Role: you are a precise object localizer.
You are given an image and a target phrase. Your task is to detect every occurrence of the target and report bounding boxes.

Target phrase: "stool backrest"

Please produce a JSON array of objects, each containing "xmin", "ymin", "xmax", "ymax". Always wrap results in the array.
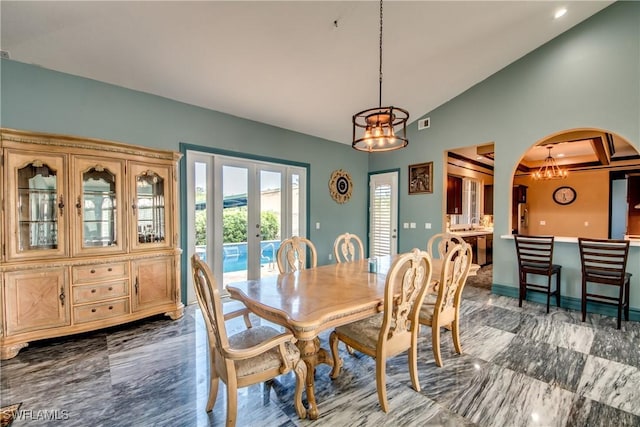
[
  {"xmin": 578, "ymin": 238, "xmax": 629, "ymax": 283},
  {"xmin": 514, "ymin": 235, "xmax": 555, "ymax": 273}
]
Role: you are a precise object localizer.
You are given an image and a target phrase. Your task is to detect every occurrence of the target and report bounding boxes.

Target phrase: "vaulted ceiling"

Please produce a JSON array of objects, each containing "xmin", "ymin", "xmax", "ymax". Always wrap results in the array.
[{"xmin": 1, "ymin": 1, "xmax": 613, "ymax": 145}]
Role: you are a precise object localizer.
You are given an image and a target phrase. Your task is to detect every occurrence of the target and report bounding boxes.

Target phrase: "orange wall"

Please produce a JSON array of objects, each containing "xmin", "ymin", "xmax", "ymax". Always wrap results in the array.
[{"xmin": 514, "ymin": 170, "xmax": 609, "ymax": 238}]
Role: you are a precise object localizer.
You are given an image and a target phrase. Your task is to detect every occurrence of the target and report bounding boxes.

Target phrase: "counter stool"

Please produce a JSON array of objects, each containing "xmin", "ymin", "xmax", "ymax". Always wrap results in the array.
[
  {"xmin": 578, "ymin": 238, "xmax": 631, "ymax": 329},
  {"xmin": 514, "ymin": 235, "xmax": 562, "ymax": 313}
]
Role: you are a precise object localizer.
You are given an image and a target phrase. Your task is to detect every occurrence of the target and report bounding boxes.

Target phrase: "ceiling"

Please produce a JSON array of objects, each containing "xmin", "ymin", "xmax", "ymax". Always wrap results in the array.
[{"xmin": 1, "ymin": 1, "xmax": 614, "ymax": 145}]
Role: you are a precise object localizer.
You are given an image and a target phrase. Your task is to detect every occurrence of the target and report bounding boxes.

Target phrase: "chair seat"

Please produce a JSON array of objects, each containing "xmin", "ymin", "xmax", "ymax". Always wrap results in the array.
[
  {"xmin": 584, "ymin": 269, "xmax": 631, "ymax": 282},
  {"xmin": 521, "ymin": 262, "xmax": 561, "ymax": 274},
  {"xmin": 229, "ymin": 326, "xmax": 300, "ymax": 377},
  {"xmin": 334, "ymin": 313, "xmax": 385, "ymax": 351}
]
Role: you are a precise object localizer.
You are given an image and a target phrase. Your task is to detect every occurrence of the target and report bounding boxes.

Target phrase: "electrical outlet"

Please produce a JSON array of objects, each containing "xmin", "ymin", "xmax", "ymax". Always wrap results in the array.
[
  {"xmin": 403, "ymin": 223, "xmax": 409, "ymax": 229},
  {"xmin": 425, "ymin": 223, "xmax": 431, "ymax": 229},
  {"xmin": 410, "ymin": 222, "xmax": 416, "ymax": 229},
  {"xmin": 328, "ymin": 254, "xmax": 332, "ymax": 260},
  {"xmin": 584, "ymin": 221, "xmax": 589, "ymax": 227},
  {"xmin": 540, "ymin": 220, "xmax": 546, "ymax": 225},
  {"xmin": 316, "ymin": 222, "xmax": 320, "ymax": 229}
]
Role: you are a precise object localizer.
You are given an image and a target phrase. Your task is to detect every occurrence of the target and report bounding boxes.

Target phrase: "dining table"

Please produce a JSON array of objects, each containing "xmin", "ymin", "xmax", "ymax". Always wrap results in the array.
[{"xmin": 226, "ymin": 255, "xmax": 479, "ymax": 419}]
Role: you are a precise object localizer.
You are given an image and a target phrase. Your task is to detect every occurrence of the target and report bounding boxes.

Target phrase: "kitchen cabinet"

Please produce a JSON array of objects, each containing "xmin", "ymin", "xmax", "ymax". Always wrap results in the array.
[
  {"xmin": 484, "ymin": 185, "xmax": 494, "ymax": 215},
  {"xmin": 447, "ymin": 175, "xmax": 463, "ymax": 214},
  {"xmin": 513, "ymin": 185, "xmax": 527, "ymax": 203},
  {"xmin": 1, "ymin": 128, "xmax": 183, "ymax": 359}
]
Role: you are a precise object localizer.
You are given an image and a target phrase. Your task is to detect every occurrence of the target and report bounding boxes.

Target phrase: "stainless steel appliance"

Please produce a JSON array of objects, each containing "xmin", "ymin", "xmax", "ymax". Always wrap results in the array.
[{"xmin": 517, "ymin": 203, "xmax": 529, "ymax": 235}]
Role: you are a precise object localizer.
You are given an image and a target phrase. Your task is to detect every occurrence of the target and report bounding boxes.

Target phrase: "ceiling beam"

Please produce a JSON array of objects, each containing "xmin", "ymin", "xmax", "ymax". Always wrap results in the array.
[{"xmin": 591, "ymin": 136, "xmax": 611, "ymax": 165}]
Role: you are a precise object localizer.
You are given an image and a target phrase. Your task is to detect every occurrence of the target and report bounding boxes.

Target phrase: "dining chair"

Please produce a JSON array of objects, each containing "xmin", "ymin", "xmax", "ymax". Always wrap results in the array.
[
  {"xmin": 418, "ymin": 242, "xmax": 472, "ymax": 367},
  {"xmin": 578, "ymin": 238, "xmax": 631, "ymax": 329},
  {"xmin": 328, "ymin": 249, "xmax": 432, "ymax": 413},
  {"xmin": 514, "ymin": 235, "xmax": 562, "ymax": 313},
  {"xmin": 333, "ymin": 232, "xmax": 365, "ymax": 263},
  {"xmin": 276, "ymin": 236, "xmax": 318, "ymax": 273},
  {"xmin": 427, "ymin": 232, "xmax": 465, "ymax": 259},
  {"xmin": 191, "ymin": 254, "xmax": 307, "ymax": 426}
]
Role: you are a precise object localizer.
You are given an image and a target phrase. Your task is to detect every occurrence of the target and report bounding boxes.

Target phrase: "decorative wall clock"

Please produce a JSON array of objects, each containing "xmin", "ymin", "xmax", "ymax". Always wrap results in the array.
[
  {"xmin": 553, "ymin": 186, "xmax": 577, "ymax": 205},
  {"xmin": 329, "ymin": 169, "xmax": 353, "ymax": 204}
]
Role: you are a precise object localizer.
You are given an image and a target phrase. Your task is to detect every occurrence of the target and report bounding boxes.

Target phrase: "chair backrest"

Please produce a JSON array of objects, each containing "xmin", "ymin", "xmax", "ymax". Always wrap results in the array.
[
  {"xmin": 427, "ymin": 232, "xmax": 465, "ymax": 259},
  {"xmin": 276, "ymin": 236, "xmax": 318, "ymax": 273},
  {"xmin": 432, "ymin": 243, "xmax": 473, "ymax": 326},
  {"xmin": 578, "ymin": 238, "xmax": 630, "ymax": 283},
  {"xmin": 191, "ymin": 254, "xmax": 230, "ymax": 367},
  {"xmin": 514, "ymin": 235, "xmax": 555, "ymax": 272},
  {"xmin": 379, "ymin": 249, "xmax": 433, "ymax": 352},
  {"xmin": 333, "ymin": 232, "xmax": 365, "ymax": 263}
]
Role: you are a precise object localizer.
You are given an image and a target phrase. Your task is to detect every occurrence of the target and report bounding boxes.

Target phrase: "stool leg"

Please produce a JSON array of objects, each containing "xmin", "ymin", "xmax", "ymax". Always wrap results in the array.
[
  {"xmin": 556, "ymin": 269, "xmax": 561, "ymax": 308},
  {"xmin": 624, "ymin": 277, "xmax": 630, "ymax": 321},
  {"xmin": 581, "ymin": 279, "xmax": 587, "ymax": 323},
  {"xmin": 546, "ymin": 274, "xmax": 551, "ymax": 314}
]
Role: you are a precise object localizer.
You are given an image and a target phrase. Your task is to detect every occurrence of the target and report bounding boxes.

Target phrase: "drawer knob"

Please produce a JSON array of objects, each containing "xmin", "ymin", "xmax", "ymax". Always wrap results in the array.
[
  {"xmin": 108, "ymin": 306, "xmax": 113, "ymax": 310},
  {"xmin": 91, "ymin": 308, "xmax": 97, "ymax": 313},
  {"xmin": 108, "ymin": 287, "xmax": 113, "ymax": 291},
  {"xmin": 91, "ymin": 289, "xmax": 96, "ymax": 293},
  {"xmin": 108, "ymin": 268, "xmax": 112, "ymax": 272},
  {"xmin": 90, "ymin": 269, "xmax": 96, "ymax": 274}
]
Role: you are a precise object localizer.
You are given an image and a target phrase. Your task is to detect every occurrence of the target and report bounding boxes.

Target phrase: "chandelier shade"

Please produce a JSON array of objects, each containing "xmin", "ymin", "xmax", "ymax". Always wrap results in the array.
[
  {"xmin": 352, "ymin": 0, "xmax": 409, "ymax": 153},
  {"xmin": 352, "ymin": 106, "xmax": 409, "ymax": 152},
  {"xmin": 532, "ymin": 146, "xmax": 568, "ymax": 180}
]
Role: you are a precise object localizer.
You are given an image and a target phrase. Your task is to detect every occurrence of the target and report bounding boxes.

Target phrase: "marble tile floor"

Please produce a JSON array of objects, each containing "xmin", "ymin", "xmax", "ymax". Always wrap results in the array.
[{"xmin": 2, "ymin": 286, "xmax": 640, "ymax": 426}]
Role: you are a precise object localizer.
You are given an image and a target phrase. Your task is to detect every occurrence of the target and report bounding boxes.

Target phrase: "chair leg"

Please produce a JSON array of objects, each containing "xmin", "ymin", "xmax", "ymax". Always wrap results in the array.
[
  {"xmin": 408, "ymin": 341, "xmax": 420, "ymax": 393},
  {"xmin": 329, "ymin": 331, "xmax": 342, "ymax": 379},
  {"xmin": 206, "ymin": 375, "xmax": 220, "ymax": 412},
  {"xmin": 452, "ymin": 317, "xmax": 462, "ymax": 355},
  {"xmin": 617, "ymin": 283, "xmax": 624, "ymax": 330},
  {"xmin": 292, "ymin": 360, "xmax": 308, "ymax": 420},
  {"xmin": 226, "ymin": 379, "xmax": 238, "ymax": 427},
  {"xmin": 375, "ymin": 357, "xmax": 389, "ymax": 413},
  {"xmin": 432, "ymin": 325, "xmax": 443, "ymax": 367}
]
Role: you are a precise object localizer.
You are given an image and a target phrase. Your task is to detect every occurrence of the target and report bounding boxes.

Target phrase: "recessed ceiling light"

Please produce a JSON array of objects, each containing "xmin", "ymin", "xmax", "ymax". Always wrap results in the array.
[
  {"xmin": 557, "ymin": 153, "xmax": 565, "ymax": 158},
  {"xmin": 554, "ymin": 8, "xmax": 567, "ymax": 19}
]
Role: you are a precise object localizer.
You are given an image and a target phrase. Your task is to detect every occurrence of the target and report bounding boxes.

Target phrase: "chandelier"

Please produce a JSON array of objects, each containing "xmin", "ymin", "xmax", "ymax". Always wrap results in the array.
[
  {"xmin": 532, "ymin": 146, "xmax": 568, "ymax": 180},
  {"xmin": 352, "ymin": 0, "xmax": 409, "ymax": 153}
]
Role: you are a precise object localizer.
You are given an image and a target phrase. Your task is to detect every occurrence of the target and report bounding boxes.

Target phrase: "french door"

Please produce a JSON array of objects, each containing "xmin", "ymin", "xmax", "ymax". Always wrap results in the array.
[
  {"xmin": 186, "ymin": 152, "xmax": 306, "ymax": 301},
  {"xmin": 369, "ymin": 171, "xmax": 399, "ymax": 257}
]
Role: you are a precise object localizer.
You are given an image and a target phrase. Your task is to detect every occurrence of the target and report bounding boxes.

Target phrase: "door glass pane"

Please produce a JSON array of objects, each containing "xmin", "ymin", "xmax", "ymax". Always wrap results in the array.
[
  {"xmin": 291, "ymin": 173, "xmax": 300, "ymax": 237},
  {"xmin": 83, "ymin": 168, "xmax": 116, "ymax": 247},
  {"xmin": 371, "ymin": 183, "xmax": 392, "ymax": 257},
  {"xmin": 136, "ymin": 171, "xmax": 165, "ymax": 244},
  {"xmin": 17, "ymin": 162, "xmax": 58, "ymax": 251},
  {"xmin": 260, "ymin": 170, "xmax": 281, "ymax": 278},
  {"xmin": 223, "ymin": 165, "xmax": 248, "ymax": 283},
  {"xmin": 195, "ymin": 162, "xmax": 208, "ymax": 261}
]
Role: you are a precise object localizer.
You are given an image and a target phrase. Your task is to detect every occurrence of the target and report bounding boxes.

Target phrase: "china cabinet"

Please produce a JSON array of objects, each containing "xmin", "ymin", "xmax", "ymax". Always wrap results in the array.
[{"xmin": 0, "ymin": 128, "xmax": 183, "ymax": 359}]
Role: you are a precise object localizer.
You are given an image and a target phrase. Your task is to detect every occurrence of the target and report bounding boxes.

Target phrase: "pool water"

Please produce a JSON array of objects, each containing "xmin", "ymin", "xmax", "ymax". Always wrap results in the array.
[{"xmin": 196, "ymin": 240, "xmax": 281, "ymax": 273}]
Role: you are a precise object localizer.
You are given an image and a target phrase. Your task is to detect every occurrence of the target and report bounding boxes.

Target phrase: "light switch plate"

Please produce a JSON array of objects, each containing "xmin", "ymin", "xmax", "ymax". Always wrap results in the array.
[{"xmin": 410, "ymin": 222, "xmax": 416, "ymax": 229}]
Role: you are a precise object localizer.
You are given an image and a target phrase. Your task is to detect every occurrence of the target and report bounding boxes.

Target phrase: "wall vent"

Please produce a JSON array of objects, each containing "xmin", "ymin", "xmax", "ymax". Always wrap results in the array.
[{"xmin": 418, "ymin": 117, "xmax": 430, "ymax": 130}]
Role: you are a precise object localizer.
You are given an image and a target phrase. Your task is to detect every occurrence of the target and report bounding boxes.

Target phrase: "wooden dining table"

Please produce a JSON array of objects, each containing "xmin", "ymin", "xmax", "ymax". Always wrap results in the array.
[{"xmin": 226, "ymin": 256, "xmax": 478, "ymax": 419}]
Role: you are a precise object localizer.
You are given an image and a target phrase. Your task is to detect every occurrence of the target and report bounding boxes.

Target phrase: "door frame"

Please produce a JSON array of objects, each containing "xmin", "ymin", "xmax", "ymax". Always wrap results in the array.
[
  {"xmin": 368, "ymin": 169, "xmax": 400, "ymax": 257},
  {"xmin": 180, "ymin": 143, "xmax": 309, "ymax": 304}
]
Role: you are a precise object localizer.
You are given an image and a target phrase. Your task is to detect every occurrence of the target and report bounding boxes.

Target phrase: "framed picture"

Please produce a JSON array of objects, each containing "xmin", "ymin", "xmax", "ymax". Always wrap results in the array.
[{"xmin": 408, "ymin": 162, "xmax": 433, "ymax": 194}]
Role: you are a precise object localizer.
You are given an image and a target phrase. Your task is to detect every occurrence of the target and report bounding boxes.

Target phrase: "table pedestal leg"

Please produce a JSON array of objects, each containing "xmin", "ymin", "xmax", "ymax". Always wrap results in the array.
[{"xmin": 296, "ymin": 337, "xmax": 334, "ymax": 419}]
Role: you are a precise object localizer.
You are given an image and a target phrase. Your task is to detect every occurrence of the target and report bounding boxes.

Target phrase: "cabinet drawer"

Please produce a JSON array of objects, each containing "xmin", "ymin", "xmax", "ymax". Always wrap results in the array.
[
  {"xmin": 72, "ymin": 280, "xmax": 129, "ymax": 304},
  {"xmin": 73, "ymin": 262, "xmax": 128, "ymax": 283},
  {"xmin": 73, "ymin": 299, "xmax": 129, "ymax": 324}
]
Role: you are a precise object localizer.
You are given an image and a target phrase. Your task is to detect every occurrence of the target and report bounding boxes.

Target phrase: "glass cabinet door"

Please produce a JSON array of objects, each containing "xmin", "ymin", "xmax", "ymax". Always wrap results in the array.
[
  {"xmin": 129, "ymin": 163, "xmax": 172, "ymax": 251},
  {"xmin": 72, "ymin": 157, "xmax": 124, "ymax": 255},
  {"xmin": 6, "ymin": 150, "xmax": 68, "ymax": 260}
]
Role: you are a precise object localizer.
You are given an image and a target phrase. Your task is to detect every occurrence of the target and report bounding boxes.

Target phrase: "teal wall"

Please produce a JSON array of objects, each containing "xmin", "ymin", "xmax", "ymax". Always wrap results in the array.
[
  {"xmin": 370, "ymin": 1, "xmax": 640, "ymax": 307},
  {"xmin": 1, "ymin": 1, "xmax": 639, "ymax": 313},
  {"xmin": 0, "ymin": 58, "xmax": 370, "ymax": 276}
]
